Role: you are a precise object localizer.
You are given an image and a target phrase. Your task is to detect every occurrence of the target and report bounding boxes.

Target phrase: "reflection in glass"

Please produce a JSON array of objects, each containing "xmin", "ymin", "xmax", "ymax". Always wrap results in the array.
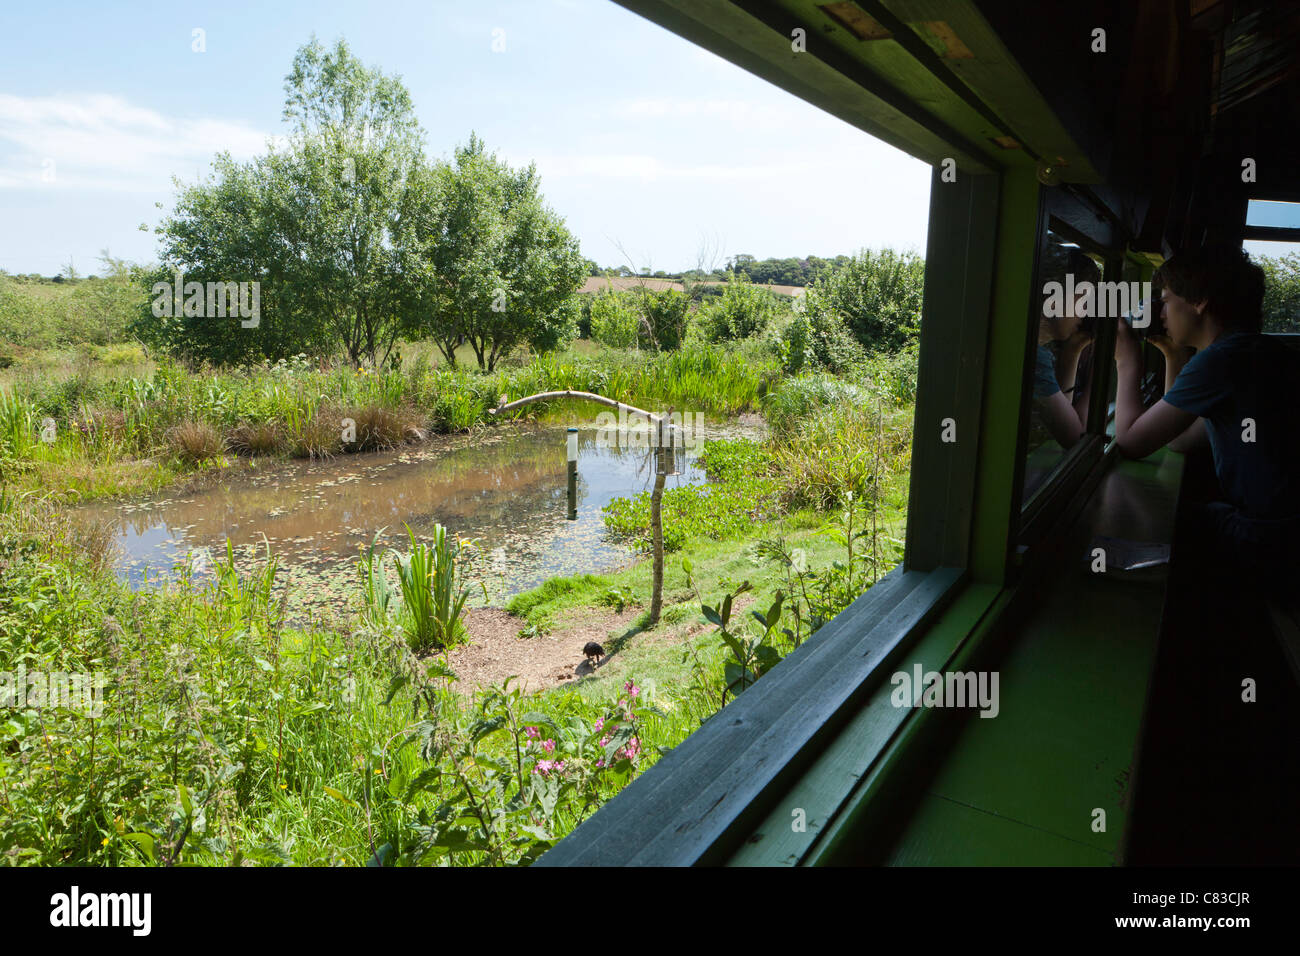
[{"xmin": 1022, "ymin": 232, "xmax": 1103, "ymax": 502}]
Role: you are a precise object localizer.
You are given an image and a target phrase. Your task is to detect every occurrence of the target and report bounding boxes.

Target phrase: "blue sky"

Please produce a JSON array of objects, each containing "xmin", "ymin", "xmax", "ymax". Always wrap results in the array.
[
  {"xmin": 0, "ymin": 0, "xmax": 932, "ymax": 277},
  {"xmin": 3, "ymin": 1, "xmax": 1292, "ymax": 278}
]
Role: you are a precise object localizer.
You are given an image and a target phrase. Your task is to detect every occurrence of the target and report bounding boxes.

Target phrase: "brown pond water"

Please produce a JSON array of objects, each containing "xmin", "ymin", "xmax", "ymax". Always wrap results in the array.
[{"xmin": 78, "ymin": 422, "xmax": 752, "ymax": 626}]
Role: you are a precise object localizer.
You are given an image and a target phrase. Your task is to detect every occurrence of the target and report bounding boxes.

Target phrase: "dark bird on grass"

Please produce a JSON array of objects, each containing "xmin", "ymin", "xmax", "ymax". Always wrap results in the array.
[{"xmin": 583, "ymin": 641, "xmax": 605, "ymax": 664}]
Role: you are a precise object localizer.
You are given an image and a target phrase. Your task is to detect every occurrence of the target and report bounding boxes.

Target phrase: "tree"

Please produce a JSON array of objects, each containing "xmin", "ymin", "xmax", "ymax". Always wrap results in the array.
[
  {"xmin": 1260, "ymin": 252, "xmax": 1300, "ymax": 333},
  {"xmin": 136, "ymin": 37, "xmax": 426, "ymax": 367},
  {"xmin": 814, "ymin": 248, "xmax": 925, "ymax": 353},
  {"xmin": 405, "ymin": 135, "xmax": 584, "ymax": 370}
]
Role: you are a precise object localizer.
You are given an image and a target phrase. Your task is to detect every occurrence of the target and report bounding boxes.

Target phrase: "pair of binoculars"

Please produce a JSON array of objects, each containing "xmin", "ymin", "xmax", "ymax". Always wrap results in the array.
[
  {"xmin": 1123, "ymin": 298, "xmax": 1167, "ymax": 338},
  {"xmin": 1077, "ymin": 301, "xmax": 1166, "ymax": 338}
]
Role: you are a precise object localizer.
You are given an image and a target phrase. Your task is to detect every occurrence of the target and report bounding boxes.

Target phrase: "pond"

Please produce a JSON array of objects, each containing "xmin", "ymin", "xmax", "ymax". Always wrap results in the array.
[{"xmin": 78, "ymin": 421, "xmax": 750, "ymax": 624}]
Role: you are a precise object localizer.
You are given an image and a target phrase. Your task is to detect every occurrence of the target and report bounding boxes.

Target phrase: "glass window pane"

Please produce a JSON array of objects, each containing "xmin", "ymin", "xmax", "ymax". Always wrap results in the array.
[
  {"xmin": 1020, "ymin": 230, "xmax": 1104, "ymax": 504},
  {"xmin": 1246, "ymin": 199, "xmax": 1300, "ymax": 228}
]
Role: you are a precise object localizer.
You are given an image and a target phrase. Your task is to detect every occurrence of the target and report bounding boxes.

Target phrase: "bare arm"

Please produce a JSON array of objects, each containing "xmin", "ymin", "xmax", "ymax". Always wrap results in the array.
[
  {"xmin": 1113, "ymin": 323, "xmax": 1198, "ymax": 458},
  {"xmin": 1039, "ymin": 390, "xmax": 1087, "ymax": 448},
  {"xmin": 1150, "ymin": 335, "xmax": 1205, "ymax": 454},
  {"xmin": 1167, "ymin": 417, "xmax": 1208, "ymax": 454},
  {"xmin": 1050, "ymin": 332, "xmax": 1092, "ymax": 443}
]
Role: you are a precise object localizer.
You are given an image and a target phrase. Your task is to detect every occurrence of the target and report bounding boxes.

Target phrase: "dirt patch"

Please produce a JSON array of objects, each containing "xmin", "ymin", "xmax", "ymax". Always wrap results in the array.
[{"xmin": 448, "ymin": 605, "xmax": 643, "ymax": 694}]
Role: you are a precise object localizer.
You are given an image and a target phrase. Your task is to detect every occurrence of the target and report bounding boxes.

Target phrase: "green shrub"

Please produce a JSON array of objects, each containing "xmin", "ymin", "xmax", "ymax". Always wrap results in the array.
[
  {"xmin": 1261, "ymin": 252, "xmax": 1300, "ymax": 333},
  {"xmin": 812, "ymin": 248, "xmax": 925, "ymax": 353},
  {"xmin": 637, "ymin": 289, "xmax": 689, "ymax": 351},
  {"xmin": 703, "ymin": 273, "xmax": 779, "ymax": 342},
  {"xmin": 588, "ymin": 291, "xmax": 640, "ymax": 350},
  {"xmin": 778, "ymin": 293, "xmax": 865, "ymax": 374},
  {"xmin": 226, "ymin": 421, "xmax": 284, "ymax": 456}
]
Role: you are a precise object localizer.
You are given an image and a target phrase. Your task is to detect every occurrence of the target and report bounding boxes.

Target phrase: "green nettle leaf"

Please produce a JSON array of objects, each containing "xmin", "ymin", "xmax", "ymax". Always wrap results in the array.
[
  {"xmin": 367, "ymin": 843, "xmax": 395, "ymax": 867},
  {"xmin": 469, "ymin": 715, "xmax": 508, "ymax": 745},
  {"xmin": 383, "ymin": 673, "xmax": 409, "ymax": 706},
  {"xmin": 601, "ymin": 724, "xmax": 635, "ymax": 762},
  {"xmin": 425, "ymin": 660, "xmax": 458, "ymax": 682},
  {"xmin": 400, "ymin": 767, "xmax": 443, "ymax": 802}
]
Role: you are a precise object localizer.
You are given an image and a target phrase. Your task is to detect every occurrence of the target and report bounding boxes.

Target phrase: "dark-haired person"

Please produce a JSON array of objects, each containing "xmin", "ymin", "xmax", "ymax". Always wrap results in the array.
[
  {"xmin": 1033, "ymin": 248, "xmax": 1100, "ymax": 448},
  {"xmin": 1114, "ymin": 244, "xmax": 1300, "ymax": 579}
]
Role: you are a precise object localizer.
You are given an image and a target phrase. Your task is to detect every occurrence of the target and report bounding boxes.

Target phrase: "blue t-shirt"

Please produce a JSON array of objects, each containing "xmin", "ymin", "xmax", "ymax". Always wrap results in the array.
[
  {"xmin": 1162, "ymin": 332, "xmax": 1300, "ymax": 519},
  {"xmin": 1033, "ymin": 344, "xmax": 1060, "ymax": 398}
]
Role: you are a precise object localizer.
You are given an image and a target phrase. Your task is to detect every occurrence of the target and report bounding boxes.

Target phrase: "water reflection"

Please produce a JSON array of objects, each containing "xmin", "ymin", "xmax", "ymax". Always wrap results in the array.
[{"xmin": 77, "ymin": 424, "xmax": 729, "ymax": 613}]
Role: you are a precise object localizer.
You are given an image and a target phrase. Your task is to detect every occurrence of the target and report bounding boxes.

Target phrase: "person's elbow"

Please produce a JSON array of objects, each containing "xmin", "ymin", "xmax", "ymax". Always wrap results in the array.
[
  {"xmin": 1113, "ymin": 435, "xmax": 1148, "ymax": 459},
  {"xmin": 1114, "ymin": 404, "xmax": 1195, "ymax": 459},
  {"xmin": 1057, "ymin": 427, "xmax": 1084, "ymax": 450}
]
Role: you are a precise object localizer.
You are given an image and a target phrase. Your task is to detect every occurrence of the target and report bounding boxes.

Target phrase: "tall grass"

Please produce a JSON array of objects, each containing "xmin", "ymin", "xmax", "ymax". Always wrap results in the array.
[
  {"xmin": 0, "ymin": 386, "xmax": 34, "ymax": 459},
  {"xmin": 0, "ymin": 344, "xmax": 778, "ymax": 501},
  {"xmin": 358, "ymin": 531, "xmax": 395, "ymax": 630}
]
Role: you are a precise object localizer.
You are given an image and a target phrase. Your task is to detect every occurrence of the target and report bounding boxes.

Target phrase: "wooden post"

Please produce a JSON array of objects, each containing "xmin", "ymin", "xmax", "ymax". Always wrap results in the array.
[
  {"xmin": 647, "ymin": 408, "xmax": 673, "ymax": 626},
  {"xmin": 566, "ymin": 427, "xmax": 578, "ymax": 521},
  {"xmin": 491, "ymin": 390, "xmax": 669, "ymax": 624}
]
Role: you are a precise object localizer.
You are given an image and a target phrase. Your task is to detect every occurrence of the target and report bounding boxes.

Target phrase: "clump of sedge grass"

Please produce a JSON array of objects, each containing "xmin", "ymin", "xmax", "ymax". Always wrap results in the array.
[
  {"xmin": 165, "ymin": 419, "xmax": 224, "ymax": 464},
  {"xmin": 226, "ymin": 421, "xmax": 284, "ymax": 457},
  {"xmin": 342, "ymin": 404, "xmax": 427, "ymax": 452}
]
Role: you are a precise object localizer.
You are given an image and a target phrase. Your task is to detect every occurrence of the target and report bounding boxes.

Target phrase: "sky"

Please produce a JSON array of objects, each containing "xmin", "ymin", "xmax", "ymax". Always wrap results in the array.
[{"xmin": 0, "ymin": 0, "xmax": 933, "ymax": 278}]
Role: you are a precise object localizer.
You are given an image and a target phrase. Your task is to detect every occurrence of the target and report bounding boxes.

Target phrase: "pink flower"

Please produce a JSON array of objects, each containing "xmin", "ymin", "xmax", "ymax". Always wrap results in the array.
[
  {"xmin": 524, "ymin": 726, "xmax": 539, "ymax": 740},
  {"xmin": 624, "ymin": 680, "xmax": 639, "ymax": 698},
  {"xmin": 542, "ymin": 739, "xmax": 555, "ymax": 754},
  {"xmin": 593, "ymin": 717, "xmax": 604, "ymax": 733},
  {"xmin": 599, "ymin": 734, "xmax": 611, "ymax": 748}
]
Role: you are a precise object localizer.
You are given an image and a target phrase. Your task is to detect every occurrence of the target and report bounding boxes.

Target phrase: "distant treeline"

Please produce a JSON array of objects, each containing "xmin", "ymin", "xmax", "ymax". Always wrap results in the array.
[{"xmin": 586, "ymin": 254, "xmax": 855, "ymax": 287}]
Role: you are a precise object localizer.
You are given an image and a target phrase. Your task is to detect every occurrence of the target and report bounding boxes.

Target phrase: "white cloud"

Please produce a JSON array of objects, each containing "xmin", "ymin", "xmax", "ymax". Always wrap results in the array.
[{"xmin": 0, "ymin": 92, "xmax": 276, "ymax": 193}]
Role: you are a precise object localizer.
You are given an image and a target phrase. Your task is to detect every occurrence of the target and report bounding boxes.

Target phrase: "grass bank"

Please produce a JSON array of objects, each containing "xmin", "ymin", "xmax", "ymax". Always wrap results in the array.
[{"xmin": 0, "ymin": 343, "xmax": 776, "ymax": 502}]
